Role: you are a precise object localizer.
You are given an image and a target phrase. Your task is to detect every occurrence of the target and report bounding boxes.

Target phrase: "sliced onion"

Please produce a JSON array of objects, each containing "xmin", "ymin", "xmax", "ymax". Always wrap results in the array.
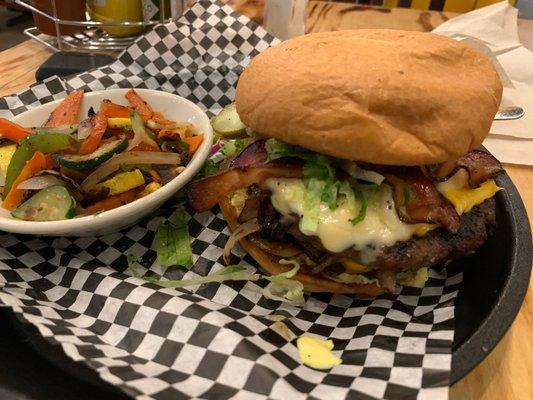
[
  {"xmin": 77, "ymin": 118, "xmax": 93, "ymax": 140},
  {"xmin": 223, "ymin": 218, "xmax": 260, "ymax": 264},
  {"xmin": 16, "ymin": 175, "xmax": 66, "ymax": 190},
  {"xmin": 81, "ymin": 151, "xmax": 181, "ymax": 191},
  {"xmin": 342, "ymin": 161, "xmax": 385, "ymax": 185},
  {"xmin": 38, "ymin": 169, "xmax": 83, "ymax": 190},
  {"xmin": 127, "ymin": 113, "xmax": 159, "ymax": 151},
  {"xmin": 248, "ymin": 236, "xmax": 301, "ymax": 258}
]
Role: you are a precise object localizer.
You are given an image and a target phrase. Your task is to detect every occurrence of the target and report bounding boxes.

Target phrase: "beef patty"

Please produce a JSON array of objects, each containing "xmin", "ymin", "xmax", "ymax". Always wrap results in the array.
[{"xmin": 255, "ymin": 198, "xmax": 496, "ymax": 274}]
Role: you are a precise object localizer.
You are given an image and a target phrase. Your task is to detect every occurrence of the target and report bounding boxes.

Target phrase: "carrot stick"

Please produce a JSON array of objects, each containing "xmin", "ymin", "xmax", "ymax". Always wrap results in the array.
[
  {"xmin": 101, "ymin": 100, "xmax": 131, "ymax": 119},
  {"xmin": 44, "ymin": 90, "xmax": 84, "ymax": 128},
  {"xmin": 0, "ymin": 118, "xmax": 32, "ymax": 143},
  {"xmin": 85, "ymin": 188, "xmax": 140, "ymax": 213},
  {"xmin": 78, "ymin": 111, "xmax": 108, "ymax": 155},
  {"xmin": 125, "ymin": 89, "xmax": 153, "ymax": 120},
  {"xmin": 183, "ymin": 134, "xmax": 203, "ymax": 155},
  {"xmin": 2, "ymin": 151, "xmax": 50, "ymax": 210}
]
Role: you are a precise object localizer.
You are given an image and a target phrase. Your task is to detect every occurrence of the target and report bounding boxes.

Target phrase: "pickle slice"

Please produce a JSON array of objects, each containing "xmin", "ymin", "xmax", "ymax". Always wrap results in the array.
[{"xmin": 211, "ymin": 103, "xmax": 247, "ymax": 138}]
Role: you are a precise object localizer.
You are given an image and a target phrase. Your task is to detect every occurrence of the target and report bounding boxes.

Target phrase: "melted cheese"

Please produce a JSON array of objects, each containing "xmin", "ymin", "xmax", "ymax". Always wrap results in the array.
[
  {"xmin": 437, "ymin": 169, "xmax": 501, "ymax": 215},
  {"xmin": 265, "ymin": 178, "xmax": 416, "ymax": 262},
  {"xmin": 265, "ymin": 171, "xmax": 499, "ymax": 260},
  {"xmin": 297, "ymin": 336, "xmax": 341, "ymax": 370}
]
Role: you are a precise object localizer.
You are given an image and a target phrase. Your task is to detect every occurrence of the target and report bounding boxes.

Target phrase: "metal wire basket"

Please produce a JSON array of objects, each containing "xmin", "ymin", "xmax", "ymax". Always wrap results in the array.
[{"xmin": 15, "ymin": 0, "xmax": 187, "ymax": 54}]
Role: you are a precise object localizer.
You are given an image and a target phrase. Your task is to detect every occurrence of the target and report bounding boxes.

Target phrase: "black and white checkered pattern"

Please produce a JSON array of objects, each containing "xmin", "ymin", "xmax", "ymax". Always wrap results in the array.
[{"xmin": 0, "ymin": 1, "xmax": 460, "ymax": 399}]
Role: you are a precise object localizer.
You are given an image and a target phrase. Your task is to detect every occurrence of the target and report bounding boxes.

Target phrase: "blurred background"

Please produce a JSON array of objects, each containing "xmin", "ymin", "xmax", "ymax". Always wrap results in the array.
[{"xmin": 0, "ymin": 0, "xmax": 531, "ymax": 53}]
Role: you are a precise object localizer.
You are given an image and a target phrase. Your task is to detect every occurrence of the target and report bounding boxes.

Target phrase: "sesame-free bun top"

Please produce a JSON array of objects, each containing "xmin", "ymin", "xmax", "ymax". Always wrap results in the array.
[{"xmin": 235, "ymin": 29, "xmax": 502, "ymax": 165}]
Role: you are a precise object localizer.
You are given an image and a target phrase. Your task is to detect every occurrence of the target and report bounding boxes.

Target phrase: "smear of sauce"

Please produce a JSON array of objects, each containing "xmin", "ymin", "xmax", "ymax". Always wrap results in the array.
[{"xmin": 297, "ymin": 336, "xmax": 341, "ymax": 370}]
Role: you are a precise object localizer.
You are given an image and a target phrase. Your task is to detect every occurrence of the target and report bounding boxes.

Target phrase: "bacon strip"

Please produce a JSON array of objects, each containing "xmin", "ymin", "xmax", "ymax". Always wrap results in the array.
[
  {"xmin": 457, "ymin": 150, "xmax": 504, "ymax": 187},
  {"xmin": 385, "ymin": 168, "xmax": 460, "ymax": 233},
  {"xmin": 188, "ymin": 159, "xmax": 303, "ymax": 212},
  {"xmin": 230, "ymin": 139, "xmax": 268, "ymax": 168}
]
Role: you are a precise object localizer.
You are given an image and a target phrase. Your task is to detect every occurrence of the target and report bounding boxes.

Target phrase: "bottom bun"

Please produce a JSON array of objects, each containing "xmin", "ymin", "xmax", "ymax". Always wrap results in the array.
[{"xmin": 219, "ymin": 196, "xmax": 386, "ymax": 296}]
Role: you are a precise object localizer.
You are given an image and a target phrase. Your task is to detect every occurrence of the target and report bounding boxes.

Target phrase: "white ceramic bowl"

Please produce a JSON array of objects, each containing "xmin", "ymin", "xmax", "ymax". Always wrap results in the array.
[{"xmin": 0, "ymin": 89, "xmax": 213, "ymax": 236}]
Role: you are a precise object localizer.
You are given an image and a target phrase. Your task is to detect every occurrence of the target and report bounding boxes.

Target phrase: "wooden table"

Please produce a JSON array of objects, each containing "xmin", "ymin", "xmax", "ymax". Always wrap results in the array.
[{"xmin": 0, "ymin": 1, "xmax": 531, "ymax": 399}]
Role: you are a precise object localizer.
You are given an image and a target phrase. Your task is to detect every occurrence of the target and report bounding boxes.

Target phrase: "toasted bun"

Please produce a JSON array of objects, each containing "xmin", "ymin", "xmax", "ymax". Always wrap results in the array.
[
  {"xmin": 219, "ymin": 196, "xmax": 385, "ymax": 295},
  {"xmin": 235, "ymin": 29, "xmax": 502, "ymax": 165}
]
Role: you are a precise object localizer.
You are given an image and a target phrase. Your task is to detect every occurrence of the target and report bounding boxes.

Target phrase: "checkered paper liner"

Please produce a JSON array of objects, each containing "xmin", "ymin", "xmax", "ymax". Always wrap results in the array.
[{"xmin": 0, "ymin": 1, "xmax": 461, "ymax": 399}]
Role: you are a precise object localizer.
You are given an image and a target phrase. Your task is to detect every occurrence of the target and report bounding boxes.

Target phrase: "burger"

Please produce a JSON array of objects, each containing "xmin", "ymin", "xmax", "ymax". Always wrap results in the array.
[{"xmin": 188, "ymin": 29, "xmax": 504, "ymax": 296}]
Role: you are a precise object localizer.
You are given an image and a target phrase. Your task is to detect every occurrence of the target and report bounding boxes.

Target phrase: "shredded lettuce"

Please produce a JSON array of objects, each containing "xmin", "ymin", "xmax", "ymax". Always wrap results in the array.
[
  {"xmin": 326, "ymin": 272, "xmax": 378, "ymax": 285},
  {"xmin": 128, "ymin": 251, "xmax": 305, "ymax": 306},
  {"xmin": 350, "ymin": 185, "xmax": 367, "ymax": 226},
  {"xmin": 339, "ymin": 181, "xmax": 355, "ymax": 209},
  {"xmin": 263, "ymin": 260, "xmax": 305, "ymax": 307},
  {"xmin": 144, "ymin": 265, "xmax": 261, "ymax": 288},
  {"xmin": 266, "ymin": 139, "xmax": 370, "ymax": 225},
  {"xmin": 127, "ymin": 254, "xmax": 142, "ymax": 277},
  {"xmin": 301, "ymin": 178, "xmax": 325, "ymax": 233},
  {"xmin": 221, "ymin": 137, "xmax": 254, "ymax": 158},
  {"xmin": 155, "ymin": 208, "xmax": 193, "ymax": 269}
]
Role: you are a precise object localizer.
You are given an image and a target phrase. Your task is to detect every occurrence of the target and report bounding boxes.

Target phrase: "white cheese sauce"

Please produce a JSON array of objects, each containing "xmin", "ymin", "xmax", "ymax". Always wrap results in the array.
[{"xmin": 264, "ymin": 178, "xmax": 417, "ymax": 263}]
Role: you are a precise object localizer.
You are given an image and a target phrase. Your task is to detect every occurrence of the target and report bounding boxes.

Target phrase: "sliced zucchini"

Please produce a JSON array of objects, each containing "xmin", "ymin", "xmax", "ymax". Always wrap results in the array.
[
  {"xmin": 0, "ymin": 144, "xmax": 17, "ymax": 177},
  {"xmin": 34, "ymin": 125, "xmax": 78, "ymax": 135},
  {"xmin": 11, "ymin": 185, "xmax": 76, "ymax": 221},
  {"xmin": 108, "ymin": 118, "xmax": 131, "ymax": 130},
  {"xmin": 93, "ymin": 169, "xmax": 145, "ymax": 196},
  {"xmin": 211, "ymin": 102, "xmax": 247, "ymax": 138},
  {"xmin": 54, "ymin": 138, "xmax": 128, "ymax": 170}
]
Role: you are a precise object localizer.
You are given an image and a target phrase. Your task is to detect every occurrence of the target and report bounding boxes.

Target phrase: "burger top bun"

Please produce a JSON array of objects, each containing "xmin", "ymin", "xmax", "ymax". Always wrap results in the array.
[{"xmin": 235, "ymin": 29, "xmax": 502, "ymax": 166}]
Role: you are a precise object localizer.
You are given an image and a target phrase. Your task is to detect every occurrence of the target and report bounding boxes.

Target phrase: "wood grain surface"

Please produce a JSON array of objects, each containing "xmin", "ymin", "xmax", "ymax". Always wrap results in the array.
[{"xmin": 1, "ymin": 1, "xmax": 532, "ymax": 399}]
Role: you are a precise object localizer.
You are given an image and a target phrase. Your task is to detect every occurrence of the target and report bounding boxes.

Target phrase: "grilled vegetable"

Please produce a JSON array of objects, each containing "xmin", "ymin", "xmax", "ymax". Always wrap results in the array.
[
  {"xmin": 101, "ymin": 100, "xmax": 131, "ymax": 118},
  {"xmin": 34, "ymin": 125, "xmax": 78, "ymax": 136},
  {"xmin": 85, "ymin": 187, "xmax": 139, "ymax": 213},
  {"xmin": 3, "ymin": 133, "xmax": 77, "ymax": 199},
  {"xmin": 107, "ymin": 118, "xmax": 131, "ymax": 130},
  {"xmin": 79, "ymin": 111, "xmax": 108, "ymax": 154},
  {"xmin": 125, "ymin": 89, "xmax": 153, "ymax": 120},
  {"xmin": 54, "ymin": 138, "xmax": 127, "ymax": 170},
  {"xmin": 183, "ymin": 134, "xmax": 203, "ymax": 155},
  {"xmin": 11, "ymin": 185, "xmax": 76, "ymax": 221},
  {"xmin": 3, "ymin": 151, "xmax": 55, "ymax": 210},
  {"xmin": 93, "ymin": 169, "xmax": 145, "ymax": 196},
  {"xmin": 0, "ymin": 143, "xmax": 17, "ymax": 177},
  {"xmin": 0, "ymin": 118, "xmax": 32, "ymax": 142},
  {"xmin": 44, "ymin": 90, "xmax": 84, "ymax": 128}
]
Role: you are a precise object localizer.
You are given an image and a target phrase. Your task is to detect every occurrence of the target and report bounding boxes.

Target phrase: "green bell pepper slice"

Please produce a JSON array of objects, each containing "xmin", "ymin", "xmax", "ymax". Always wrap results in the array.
[{"xmin": 3, "ymin": 133, "xmax": 78, "ymax": 199}]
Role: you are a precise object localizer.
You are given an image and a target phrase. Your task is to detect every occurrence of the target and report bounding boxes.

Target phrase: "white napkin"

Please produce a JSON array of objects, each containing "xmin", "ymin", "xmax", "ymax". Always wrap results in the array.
[{"xmin": 433, "ymin": 1, "xmax": 533, "ymax": 165}]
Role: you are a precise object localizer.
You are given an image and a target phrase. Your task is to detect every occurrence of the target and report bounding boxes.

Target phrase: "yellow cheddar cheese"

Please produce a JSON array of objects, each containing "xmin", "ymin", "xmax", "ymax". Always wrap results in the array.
[{"xmin": 441, "ymin": 180, "xmax": 501, "ymax": 215}]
